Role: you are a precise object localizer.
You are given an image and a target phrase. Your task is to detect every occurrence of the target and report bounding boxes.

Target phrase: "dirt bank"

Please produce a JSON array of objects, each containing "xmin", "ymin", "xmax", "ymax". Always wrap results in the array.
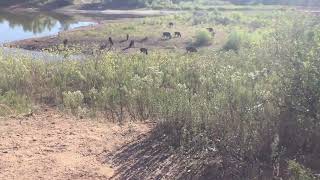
[
  {"xmin": 0, "ymin": 108, "xmax": 152, "ymax": 180},
  {"xmin": 0, "ymin": 108, "xmax": 225, "ymax": 180}
]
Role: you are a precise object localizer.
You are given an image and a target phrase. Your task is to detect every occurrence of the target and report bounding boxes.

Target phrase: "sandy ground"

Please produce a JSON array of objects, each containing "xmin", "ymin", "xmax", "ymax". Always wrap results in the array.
[{"xmin": 0, "ymin": 109, "xmax": 151, "ymax": 180}]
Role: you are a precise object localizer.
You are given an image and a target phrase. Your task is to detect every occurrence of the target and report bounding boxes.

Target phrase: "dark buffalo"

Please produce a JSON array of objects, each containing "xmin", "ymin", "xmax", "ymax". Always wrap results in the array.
[
  {"xmin": 108, "ymin": 37, "xmax": 114, "ymax": 46},
  {"xmin": 174, "ymin": 32, "xmax": 182, "ymax": 38},
  {"xmin": 140, "ymin": 48, "xmax": 148, "ymax": 55},
  {"xmin": 129, "ymin": 40, "xmax": 135, "ymax": 48},
  {"xmin": 163, "ymin": 32, "xmax": 172, "ymax": 39},
  {"xmin": 186, "ymin": 46, "xmax": 198, "ymax": 53},
  {"xmin": 63, "ymin": 39, "xmax": 68, "ymax": 48},
  {"xmin": 206, "ymin": 28, "xmax": 214, "ymax": 32},
  {"xmin": 122, "ymin": 40, "xmax": 135, "ymax": 51}
]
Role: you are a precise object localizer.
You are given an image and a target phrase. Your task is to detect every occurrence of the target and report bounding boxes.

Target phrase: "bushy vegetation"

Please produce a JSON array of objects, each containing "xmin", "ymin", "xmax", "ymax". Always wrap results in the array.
[
  {"xmin": 0, "ymin": 90, "xmax": 30, "ymax": 116},
  {"xmin": 63, "ymin": 90, "xmax": 84, "ymax": 114},
  {"xmin": 222, "ymin": 30, "xmax": 245, "ymax": 51},
  {"xmin": 1, "ymin": 9, "xmax": 320, "ymax": 179},
  {"xmin": 194, "ymin": 30, "xmax": 212, "ymax": 46},
  {"xmin": 288, "ymin": 160, "xmax": 315, "ymax": 180}
]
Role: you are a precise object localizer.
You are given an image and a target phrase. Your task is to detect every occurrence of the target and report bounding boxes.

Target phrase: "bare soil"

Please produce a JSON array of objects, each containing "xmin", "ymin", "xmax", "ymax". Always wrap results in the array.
[
  {"xmin": 0, "ymin": 108, "xmax": 152, "ymax": 180},
  {"xmin": 0, "ymin": 108, "xmax": 225, "ymax": 180}
]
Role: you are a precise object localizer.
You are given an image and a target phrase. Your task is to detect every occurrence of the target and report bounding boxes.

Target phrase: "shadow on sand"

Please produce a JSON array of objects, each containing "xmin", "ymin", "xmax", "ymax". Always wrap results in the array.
[{"xmin": 108, "ymin": 129, "xmax": 223, "ymax": 180}]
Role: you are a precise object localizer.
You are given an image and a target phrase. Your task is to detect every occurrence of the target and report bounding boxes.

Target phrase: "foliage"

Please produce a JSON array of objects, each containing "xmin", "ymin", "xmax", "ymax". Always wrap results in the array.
[
  {"xmin": 223, "ymin": 30, "xmax": 242, "ymax": 51},
  {"xmin": 194, "ymin": 30, "xmax": 212, "ymax": 46},
  {"xmin": 63, "ymin": 90, "xmax": 84, "ymax": 114},
  {"xmin": 288, "ymin": 160, "xmax": 315, "ymax": 180},
  {"xmin": 0, "ymin": 90, "xmax": 30, "ymax": 116}
]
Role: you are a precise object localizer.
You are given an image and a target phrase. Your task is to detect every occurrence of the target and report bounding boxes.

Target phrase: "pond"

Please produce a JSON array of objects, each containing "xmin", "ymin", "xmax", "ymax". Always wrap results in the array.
[{"xmin": 0, "ymin": 10, "xmax": 99, "ymax": 44}]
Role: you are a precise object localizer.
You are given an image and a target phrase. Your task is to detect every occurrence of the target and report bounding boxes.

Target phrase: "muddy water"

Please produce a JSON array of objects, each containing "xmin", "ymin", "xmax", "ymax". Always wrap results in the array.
[{"xmin": 0, "ymin": 10, "xmax": 96, "ymax": 44}]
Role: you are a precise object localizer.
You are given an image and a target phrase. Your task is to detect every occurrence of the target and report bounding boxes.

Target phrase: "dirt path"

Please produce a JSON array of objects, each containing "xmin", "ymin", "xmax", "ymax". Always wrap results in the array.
[{"xmin": 0, "ymin": 109, "xmax": 151, "ymax": 180}]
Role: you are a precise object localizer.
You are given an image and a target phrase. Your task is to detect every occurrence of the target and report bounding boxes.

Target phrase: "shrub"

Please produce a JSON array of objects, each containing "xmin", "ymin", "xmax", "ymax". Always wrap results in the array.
[
  {"xmin": 288, "ymin": 160, "xmax": 315, "ymax": 180},
  {"xmin": 0, "ymin": 90, "xmax": 30, "ymax": 116},
  {"xmin": 194, "ymin": 30, "xmax": 212, "ymax": 46},
  {"xmin": 222, "ymin": 31, "xmax": 242, "ymax": 51},
  {"xmin": 62, "ymin": 90, "xmax": 84, "ymax": 115}
]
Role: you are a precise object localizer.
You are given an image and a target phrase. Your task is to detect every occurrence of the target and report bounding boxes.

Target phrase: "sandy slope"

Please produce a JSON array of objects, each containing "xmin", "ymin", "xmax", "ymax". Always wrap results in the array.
[{"xmin": 0, "ymin": 109, "xmax": 151, "ymax": 180}]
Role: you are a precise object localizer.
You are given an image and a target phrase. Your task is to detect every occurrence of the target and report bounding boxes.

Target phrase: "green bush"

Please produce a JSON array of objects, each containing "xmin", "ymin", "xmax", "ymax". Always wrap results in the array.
[
  {"xmin": 194, "ymin": 30, "xmax": 212, "ymax": 46},
  {"xmin": 288, "ymin": 160, "xmax": 315, "ymax": 180},
  {"xmin": 222, "ymin": 31, "xmax": 242, "ymax": 51},
  {"xmin": 63, "ymin": 90, "xmax": 84, "ymax": 115},
  {"xmin": 0, "ymin": 90, "xmax": 30, "ymax": 116}
]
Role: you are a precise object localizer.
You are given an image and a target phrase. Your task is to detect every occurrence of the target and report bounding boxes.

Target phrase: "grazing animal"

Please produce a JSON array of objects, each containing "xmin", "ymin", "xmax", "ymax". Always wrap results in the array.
[
  {"xmin": 206, "ymin": 28, "xmax": 214, "ymax": 32},
  {"xmin": 162, "ymin": 32, "xmax": 172, "ymax": 39},
  {"xmin": 169, "ymin": 22, "xmax": 174, "ymax": 27},
  {"xmin": 174, "ymin": 32, "xmax": 182, "ymax": 38},
  {"xmin": 186, "ymin": 46, "xmax": 198, "ymax": 53},
  {"xmin": 122, "ymin": 40, "xmax": 135, "ymax": 51},
  {"xmin": 140, "ymin": 48, "xmax": 148, "ymax": 55},
  {"xmin": 129, "ymin": 40, "xmax": 134, "ymax": 48},
  {"xmin": 119, "ymin": 34, "xmax": 130, "ymax": 43},
  {"xmin": 108, "ymin": 37, "xmax": 114, "ymax": 46},
  {"xmin": 63, "ymin": 39, "xmax": 68, "ymax": 48}
]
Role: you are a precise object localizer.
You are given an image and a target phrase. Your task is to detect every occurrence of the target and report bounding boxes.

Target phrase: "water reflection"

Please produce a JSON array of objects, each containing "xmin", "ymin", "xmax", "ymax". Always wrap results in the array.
[{"xmin": 0, "ymin": 10, "xmax": 95, "ymax": 43}]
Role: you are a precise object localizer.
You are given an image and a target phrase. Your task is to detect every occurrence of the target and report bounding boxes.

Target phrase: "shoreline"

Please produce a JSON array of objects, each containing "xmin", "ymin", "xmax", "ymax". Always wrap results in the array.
[
  {"xmin": 1, "ymin": 7, "xmax": 179, "ymax": 49},
  {"xmin": 3, "ymin": 21, "xmax": 103, "ymax": 49}
]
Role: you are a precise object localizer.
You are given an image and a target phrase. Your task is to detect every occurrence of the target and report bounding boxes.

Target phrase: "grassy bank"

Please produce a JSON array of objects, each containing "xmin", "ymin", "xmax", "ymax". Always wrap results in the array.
[
  {"xmin": 12, "ymin": 9, "xmax": 278, "ymax": 55},
  {"xmin": 1, "ymin": 9, "xmax": 320, "ymax": 179}
]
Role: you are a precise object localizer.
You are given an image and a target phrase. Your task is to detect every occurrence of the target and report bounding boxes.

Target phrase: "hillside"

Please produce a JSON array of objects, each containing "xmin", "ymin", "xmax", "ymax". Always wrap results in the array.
[{"xmin": 0, "ymin": 0, "xmax": 146, "ymax": 10}]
